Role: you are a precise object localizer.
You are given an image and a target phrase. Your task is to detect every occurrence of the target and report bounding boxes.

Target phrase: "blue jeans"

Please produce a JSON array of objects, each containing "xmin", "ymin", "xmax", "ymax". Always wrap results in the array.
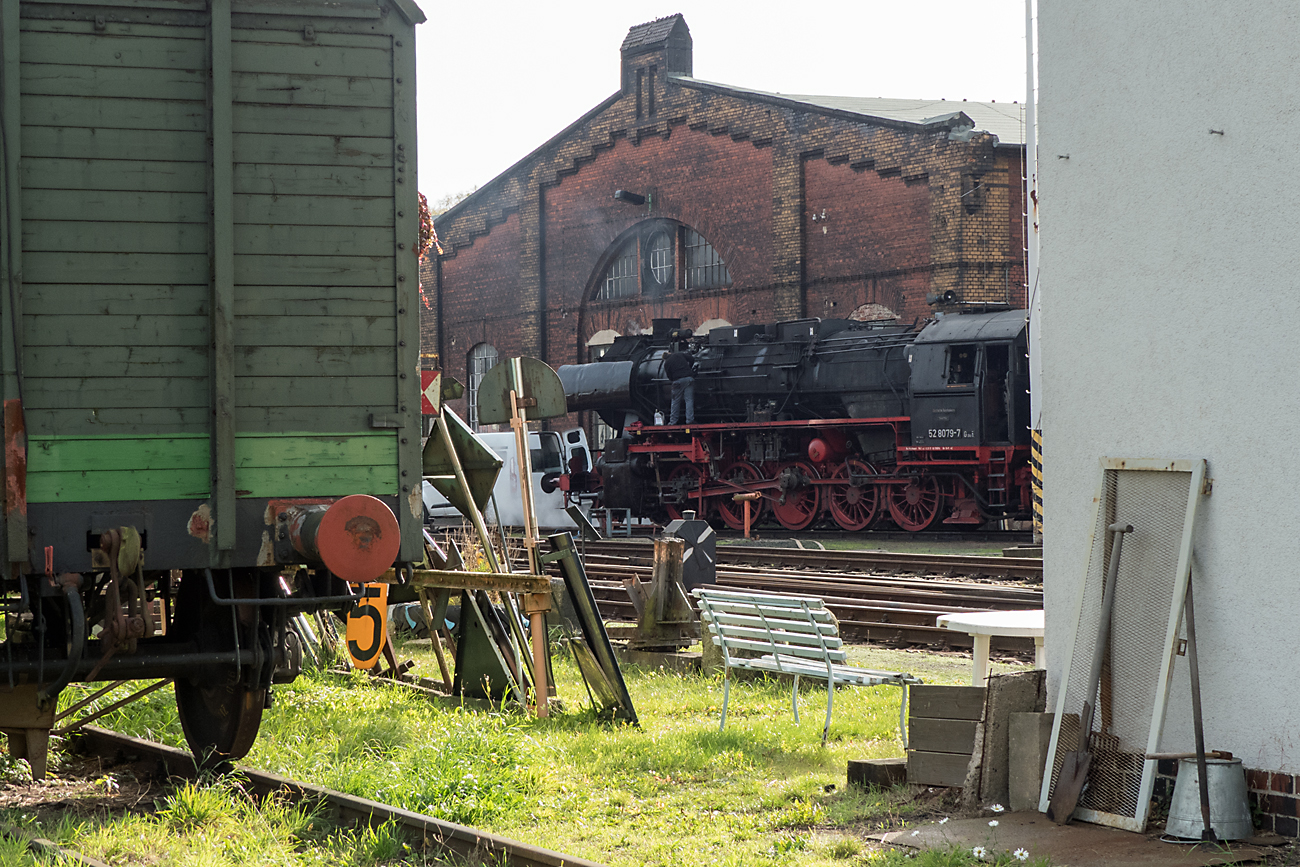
[{"xmin": 670, "ymin": 377, "xmax": 695, "ymax": 424}]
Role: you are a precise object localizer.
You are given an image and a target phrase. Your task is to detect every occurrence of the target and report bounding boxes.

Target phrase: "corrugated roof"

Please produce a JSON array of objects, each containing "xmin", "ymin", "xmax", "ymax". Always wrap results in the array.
[{"xmin": 676, "ymin": 78, "xmax": 1026, "ymax": 145}]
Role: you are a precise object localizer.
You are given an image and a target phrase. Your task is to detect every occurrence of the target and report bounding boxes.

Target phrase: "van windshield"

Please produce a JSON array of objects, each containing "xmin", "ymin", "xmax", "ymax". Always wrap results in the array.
[{"xmin": 530, "ymin": 433, "xmax": 564, "ymax": 473}]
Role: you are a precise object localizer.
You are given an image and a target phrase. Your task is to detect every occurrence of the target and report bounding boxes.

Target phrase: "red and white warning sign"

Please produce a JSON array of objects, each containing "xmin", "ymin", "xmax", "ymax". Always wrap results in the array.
[{"xmin": 420, "ymin": 369, "xmax": 441, "ymax": 416}]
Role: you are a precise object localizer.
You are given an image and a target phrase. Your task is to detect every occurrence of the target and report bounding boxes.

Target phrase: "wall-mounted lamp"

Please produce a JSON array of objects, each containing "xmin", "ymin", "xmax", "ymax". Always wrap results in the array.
[{"xmin": 613, "ymin": 189, "xmax": 646, "ymax": 206}]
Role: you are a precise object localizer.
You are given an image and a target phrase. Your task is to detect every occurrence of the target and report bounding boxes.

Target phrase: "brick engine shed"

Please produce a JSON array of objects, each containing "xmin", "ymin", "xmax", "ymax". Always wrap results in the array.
[{"xmin": 421, "ymin": 14, "xmax": 1027, "ymax": 430}]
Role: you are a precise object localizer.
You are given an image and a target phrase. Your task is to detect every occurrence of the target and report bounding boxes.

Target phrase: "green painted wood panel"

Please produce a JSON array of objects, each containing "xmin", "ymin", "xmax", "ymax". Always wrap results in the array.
[
  {"xmin": 232, "ymin": 103, "xmax": 391, "ymax": 137},
  {"xmin": 232, "ymin": 224, "xmax": 390, "ymax": 256},
  {"xmin": 24, "ymin": 287, "xmax": 208, "ymax": 316},
  {"xmin": 232, "ymin": 254, "xmax": 393, "ymax": 286},
  {"xmin": 26, "ymin": 346, "xmax": 209, "ymax": 377},
  {"xmin": 24, "ymin": 376, "xmax": 207, "ymax": 409},
  {"xmin": 22, "ymin": 94, "xmax": 208, "ymax": 132},
  {"xmin": 231, "ymin": 29, "xmax": 389, "ymax": 50},
  {"xmin": 232, "ymin": 71, "xmax": 390, "ymax": 109},
  {"xmin": 24, "ymin": 190, "xmax": 208, "ymax": 223},
  {"xmin": 21, "ymin": 128, "xmax": 206, "ymax": 162},
  {"xmin": 235, "ymin": 432, "xmax": 395, "ymax": 467},
  {"xmin": 234, "ymin": 406, "xmax": 389, "ymax": 435},
  {"xmin": 19, "ymin": 30, "xmax": 206, "ymax": 71},
  {"xmin": 234, "ymin": 465, "xmax": 396, "ymax": 499},
  {"xmin": 234, "ymin": 314, "xmax": 394, "ymax": 346},
  {"xmin": 22, "ymin": 157, "xmax": 207, "ymax": 192},
  {"xmin": 234, "ymin": 295, "xmax": 391, "ymax": 317},
  {"xmin": 27, "ymin": 468, "xmax": 210, "ymax": 502},
  {"xmin": 233, "ymin": 345, "xmax": 393, "ymax": 377},
  {"xmin": 24, "ymin": 433, "xmax": 397, "ymax": 502},
  {"xmin": 232, "ymin": 164, "xmax": 390, "ymax": 197},
  {"xmin": 22, "ymin": 63, "xmax": 208, "ymax": 101},
  {"xmin": 233, "ymin": 133, "xmax": 391, "ymax": 168},
  {"xmin": 234, "ymin": 194, "xmax": 393, "ymax": 226},
  {"xmin": 235, "ymin": 376, "xmax": 396, "ymax": 407},
  {"xmin": 231, "ymin": 40, "xmax": 390, "ymax": 78},
  {"xmin": 24, "ymin": 407, "xmax": 210, "ymax": 436},
  {"xmin": 24, "ymin": 314, "xmax": 209, "ymax": 346},
  {"xmin": 24, "ymin": 252, "xmax": 208, "ymax": 284},
  {"xmin": 23, "ymin": 221, "xmax": 207, "ymax": 254}
]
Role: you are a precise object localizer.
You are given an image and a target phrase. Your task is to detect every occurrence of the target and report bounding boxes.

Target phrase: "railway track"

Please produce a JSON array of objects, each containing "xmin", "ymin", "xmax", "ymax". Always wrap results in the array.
[
  {"xmin": 574, "ymin": 540, "xmax": 1043, "ymax": 653},
  {"xmin": 72, "ymin": 727, "xmax": 603, "ymax": 867}
]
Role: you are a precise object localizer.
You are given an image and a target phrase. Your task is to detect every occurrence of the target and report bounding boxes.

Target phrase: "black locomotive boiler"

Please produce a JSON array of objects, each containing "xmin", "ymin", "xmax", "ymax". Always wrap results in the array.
[{"xmin": 558, "ymin": 308, "xmax": 1032, "ymax": 532}]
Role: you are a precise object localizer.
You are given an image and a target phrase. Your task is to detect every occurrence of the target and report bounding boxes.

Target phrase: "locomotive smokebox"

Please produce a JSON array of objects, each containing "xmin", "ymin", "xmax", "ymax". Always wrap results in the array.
[{"xmin": 282, "ymin": 495, "xmax": 401, "ymax": 582}]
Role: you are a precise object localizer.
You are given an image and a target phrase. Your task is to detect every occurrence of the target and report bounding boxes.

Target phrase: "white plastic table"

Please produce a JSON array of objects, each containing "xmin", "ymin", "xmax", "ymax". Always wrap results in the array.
[{"xmin": 936, "ymin": 609, "xmax": 1045, "ymax": 686}]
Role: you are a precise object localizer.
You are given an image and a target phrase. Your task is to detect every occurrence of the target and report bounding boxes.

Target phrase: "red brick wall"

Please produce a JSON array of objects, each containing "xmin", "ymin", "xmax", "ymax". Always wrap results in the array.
[
  {"xmin": 437, "ymin": 210, "xmax": 523, "ymax": 419},
  {"xmin": 540, "ymin": 129, "xmax": 774, "ymax": 365},
  {"xmin": 803, "ymin": 159, "xmax": 932, "ymax": 322}
]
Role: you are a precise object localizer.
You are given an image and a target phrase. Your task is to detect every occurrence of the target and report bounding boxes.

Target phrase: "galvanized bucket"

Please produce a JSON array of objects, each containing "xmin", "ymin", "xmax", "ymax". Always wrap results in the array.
[{"xmin": 1165, "ymin": 757, "xmax": 1253, "ymax": 841}]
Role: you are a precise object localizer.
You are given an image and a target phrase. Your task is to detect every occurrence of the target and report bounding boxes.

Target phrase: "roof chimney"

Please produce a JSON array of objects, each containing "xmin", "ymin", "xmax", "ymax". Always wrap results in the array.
[{"xmin": 621, "ymin": 14, "xmax": 692, "ymax": 97}]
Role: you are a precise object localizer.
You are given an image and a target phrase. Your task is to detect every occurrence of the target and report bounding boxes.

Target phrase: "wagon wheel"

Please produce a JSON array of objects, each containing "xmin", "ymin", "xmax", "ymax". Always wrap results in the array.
[
  {"xmin": 173, "ymin": 570, "xmax": 266, "ymax": 767},
  {"xmin": 770, "ymin": 461, "xmax": 821, "ymax": 532},
  {"xmin": 887, "ymin": 475, "xmax": 944, "ymax": 532},
  {"xmin": 828, "ymin": 459, "xmax": 880, "ymax": 532},
  {"xmin": 714, "ymin": 461, "xmax": 766, "ymax": 531},
  {"xmin": 664, "ymin": 463, "xmax": 708, "ymax": 522}
]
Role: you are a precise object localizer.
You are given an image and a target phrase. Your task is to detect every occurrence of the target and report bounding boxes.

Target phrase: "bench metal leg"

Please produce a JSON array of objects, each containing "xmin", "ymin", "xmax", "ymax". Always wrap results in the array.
[
  {"xmin": 720, "ymin": 672, "xmax": 731, "ymax": 731},
  {"xmin": 822, "ymin": 679, "xmax": 834, "ymax": 745},
  {"xmin": 898, "ymin": 683, "xmax": 909, "ymax": 749},
  {"xmin": 791, "ymin": 674, "xmax": 800, "ymax": 723}
]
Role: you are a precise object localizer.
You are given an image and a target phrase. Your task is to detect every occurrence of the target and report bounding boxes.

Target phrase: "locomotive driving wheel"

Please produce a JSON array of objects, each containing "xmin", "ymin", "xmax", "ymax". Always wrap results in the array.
[
  {"xmin": 715, "ymin": 461, "xmax": 765, "ymax": 531},
  {"xmin": 770, "ymin": 461, "xmax": 821, "ymax": 532},
  {"xmin": 887, "ymin": 475, "xmax": 944, "ymax": 532},
  {"xmin": 664, "ymin": 463, "xmax": 708, "ymax": 521},
  {"xmin": 172, "ymin": 570, "xmax": 266, "ymax": 767},
  {"xmin": 828, "ymin": 459, "xmax": 880, "ymax": 531}
]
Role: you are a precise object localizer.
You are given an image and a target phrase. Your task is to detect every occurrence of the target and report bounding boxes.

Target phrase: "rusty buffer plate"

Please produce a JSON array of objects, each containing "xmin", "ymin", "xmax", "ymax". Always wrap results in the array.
[{"xmin": 317, "ymin": 495, "xmax": 401, "ymax": 582}]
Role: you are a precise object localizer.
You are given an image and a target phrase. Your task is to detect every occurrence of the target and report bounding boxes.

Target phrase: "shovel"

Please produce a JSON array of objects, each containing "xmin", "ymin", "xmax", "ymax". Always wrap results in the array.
[{"xmin": 1047, "ymin": 521, "xmax": 1134, "ymax": 824}]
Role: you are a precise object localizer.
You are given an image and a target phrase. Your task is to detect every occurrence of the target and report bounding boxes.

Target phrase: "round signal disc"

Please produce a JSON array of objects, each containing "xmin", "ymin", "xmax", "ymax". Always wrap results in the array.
[{"xmin": 317, "ymin": 494, "xmax": 402, "ymax": 582}]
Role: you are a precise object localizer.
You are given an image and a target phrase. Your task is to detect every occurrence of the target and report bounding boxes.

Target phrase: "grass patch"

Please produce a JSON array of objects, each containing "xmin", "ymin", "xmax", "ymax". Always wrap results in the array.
[{"xmin": 40, "ymin": 644, "xmax": 1034, "ymax": 866}]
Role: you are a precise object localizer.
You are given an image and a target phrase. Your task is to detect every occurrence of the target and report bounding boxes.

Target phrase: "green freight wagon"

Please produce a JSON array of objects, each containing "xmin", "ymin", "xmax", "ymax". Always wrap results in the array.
[{"xmin": 0, "ymin": 0, "xmax": 425, "ymax": 772}]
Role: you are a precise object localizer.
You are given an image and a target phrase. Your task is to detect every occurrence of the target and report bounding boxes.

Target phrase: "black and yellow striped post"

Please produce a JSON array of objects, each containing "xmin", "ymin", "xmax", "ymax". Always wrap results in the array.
[{"xmin": 1031, "ymin": 429, "xmax": 1044, "ymax": 541}]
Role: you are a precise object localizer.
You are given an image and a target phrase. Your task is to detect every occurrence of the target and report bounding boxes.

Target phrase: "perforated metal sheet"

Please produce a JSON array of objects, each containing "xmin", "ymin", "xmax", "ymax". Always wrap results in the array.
[{"xmin": 1039, "ymin": 458, "xmax": 1205, "ymax": 832}]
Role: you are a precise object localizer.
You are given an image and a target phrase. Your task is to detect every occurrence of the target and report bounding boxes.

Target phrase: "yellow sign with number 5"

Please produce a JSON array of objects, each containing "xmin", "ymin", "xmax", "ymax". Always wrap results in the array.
[{"xmin": 346, "ymin": 583, "xmax": 388, "ymax": 669}]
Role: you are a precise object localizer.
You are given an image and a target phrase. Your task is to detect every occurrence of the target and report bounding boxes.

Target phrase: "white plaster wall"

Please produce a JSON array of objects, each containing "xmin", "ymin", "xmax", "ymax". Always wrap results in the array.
[{"xmin": 1040, "ymin": 3, "xmax": 1300, "ymax": 773}]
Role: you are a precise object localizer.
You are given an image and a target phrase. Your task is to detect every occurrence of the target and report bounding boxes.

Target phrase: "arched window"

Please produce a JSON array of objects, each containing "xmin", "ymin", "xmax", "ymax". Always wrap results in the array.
[
  {"xmin": 467, "ymin": 343, "xmax": 498, "ymax": 430},
  {"xmin": 592, "ymin": 221, "xmax": 730, "ymax": 301}
]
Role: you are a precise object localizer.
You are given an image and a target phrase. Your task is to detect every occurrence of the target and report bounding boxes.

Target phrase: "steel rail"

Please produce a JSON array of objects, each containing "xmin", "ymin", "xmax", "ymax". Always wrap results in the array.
[{"xmin": 74, "ymin": 727, "xmax": 606, "ymax": 867}]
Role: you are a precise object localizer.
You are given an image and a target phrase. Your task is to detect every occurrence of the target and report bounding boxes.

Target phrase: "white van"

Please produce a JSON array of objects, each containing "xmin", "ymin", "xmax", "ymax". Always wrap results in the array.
[{"xmin": 423, "ymin": 428, "xmax": 592, "ymax": 530}]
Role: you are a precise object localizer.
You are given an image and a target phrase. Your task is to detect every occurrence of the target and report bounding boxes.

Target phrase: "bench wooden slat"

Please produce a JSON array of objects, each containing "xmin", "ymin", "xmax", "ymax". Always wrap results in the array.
[{"xmin": 693, "ymin": 587, "xmax": 921, "ymax": 745}]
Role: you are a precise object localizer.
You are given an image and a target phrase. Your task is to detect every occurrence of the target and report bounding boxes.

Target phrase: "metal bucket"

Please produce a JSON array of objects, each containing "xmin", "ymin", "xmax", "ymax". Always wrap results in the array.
[{"xmin": 1165, "ymin": 757, "xmax": 1253, "ymax": 840}]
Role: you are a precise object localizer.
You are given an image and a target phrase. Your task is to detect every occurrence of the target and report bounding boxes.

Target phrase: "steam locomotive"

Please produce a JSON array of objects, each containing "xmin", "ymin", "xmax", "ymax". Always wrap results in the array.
[{"xmin": 558, "ymin": 308, "xmax": 1032, "ymax": 532}]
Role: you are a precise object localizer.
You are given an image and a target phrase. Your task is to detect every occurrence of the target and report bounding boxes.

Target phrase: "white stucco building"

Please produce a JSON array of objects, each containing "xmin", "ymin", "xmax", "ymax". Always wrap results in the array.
[{"xmin": 1040, "ymin": 2, "xmax": 1300, "ymax": 793}]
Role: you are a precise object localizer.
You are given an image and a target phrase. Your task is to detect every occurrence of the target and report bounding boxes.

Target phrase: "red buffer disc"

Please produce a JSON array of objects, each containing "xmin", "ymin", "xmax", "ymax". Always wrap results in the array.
[{"xmin": 317, "ymin": 494, "xmax": 402, "ymax": 582}]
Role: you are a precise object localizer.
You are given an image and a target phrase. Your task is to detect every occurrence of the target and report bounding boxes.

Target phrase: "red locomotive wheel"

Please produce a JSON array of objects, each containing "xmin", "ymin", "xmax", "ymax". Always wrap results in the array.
[
  {"xmin": 828, "ymin": 459, "xmax": 880, "ymax": 532},
  {"xmin": 887, "ymin": 476, "xmax": 944, "ymax": 532},
  {"xmin": 771, "ymin": 461, "xmax": 821, "ymax": 532},
  {"xmin": 715, "ymin": 461, "xmax": 765, "ymax": 531},
  {"xmin": 664, "ymin": 463, "xmax": 708, "ymax": 521}
]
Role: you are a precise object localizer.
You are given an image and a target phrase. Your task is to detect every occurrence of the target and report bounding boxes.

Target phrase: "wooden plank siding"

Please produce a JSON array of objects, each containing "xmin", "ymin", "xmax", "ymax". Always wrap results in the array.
[{"xmin": 13, "ymin": 1, "xmax": 416, "ymax": 541}]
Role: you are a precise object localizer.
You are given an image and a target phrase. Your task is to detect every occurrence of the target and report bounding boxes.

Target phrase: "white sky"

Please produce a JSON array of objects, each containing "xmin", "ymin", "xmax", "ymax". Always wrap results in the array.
[{"xmin": 415, "ymin": 1, "xmax": 1030, "ymax": 205}]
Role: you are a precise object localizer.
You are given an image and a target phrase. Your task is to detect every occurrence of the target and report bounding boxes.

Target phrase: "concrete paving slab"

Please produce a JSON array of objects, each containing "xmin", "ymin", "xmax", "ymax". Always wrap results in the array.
[{"xmin": 877, "ymin": 812, "xmax": 1267, "ymax": 867}]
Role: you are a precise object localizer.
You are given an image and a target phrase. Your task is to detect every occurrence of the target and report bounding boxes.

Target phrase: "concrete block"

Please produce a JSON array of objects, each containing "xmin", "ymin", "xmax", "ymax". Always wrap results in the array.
[
  {"xmin": 701, "ymin": 634, "xmax": 723, "ymax": 675},
  {"xmin": 848, "ymin": 757, "xmax": 907, "ymax": 790},
  {"xmin": 1009, "ymin": 711, "xmax": 1056, "ymax": 812},
  {"xmin": 964, "ymin": 669, "xmax": 1047, "ymax": 809}
]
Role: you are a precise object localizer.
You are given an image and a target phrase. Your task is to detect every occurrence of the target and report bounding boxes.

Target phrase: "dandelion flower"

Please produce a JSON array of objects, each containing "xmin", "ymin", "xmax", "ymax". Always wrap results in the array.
[
  {"xmin": 1014, "ymin": 849, "xmax": 1030, "ymax": 862},
  {"xmin": 990, "ymin": 803, "xmax": 1005, "ymax": 813},
  {"xmin": 939, "ymin": 817, "xmax": 950, "ymax": 824},
  {"xmin": 972, "ymin": 845, "xmax": 987, "ymax": 858},
  {"xmin": 989, "ymin": 819, "xmax": 1000, "ymax": 827}
]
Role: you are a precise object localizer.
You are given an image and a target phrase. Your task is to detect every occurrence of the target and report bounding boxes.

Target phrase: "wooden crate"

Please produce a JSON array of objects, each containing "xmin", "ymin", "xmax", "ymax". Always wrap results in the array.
[{"xmin": 907, "ymin": 684, "xmax": 987, "ymax": 787}]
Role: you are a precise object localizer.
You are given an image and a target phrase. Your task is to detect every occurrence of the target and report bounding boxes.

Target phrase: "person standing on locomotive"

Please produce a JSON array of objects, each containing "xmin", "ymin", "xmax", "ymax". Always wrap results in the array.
[{"xmin": 664, "ymin": 345, "xmax": 697, "ymax": 425}]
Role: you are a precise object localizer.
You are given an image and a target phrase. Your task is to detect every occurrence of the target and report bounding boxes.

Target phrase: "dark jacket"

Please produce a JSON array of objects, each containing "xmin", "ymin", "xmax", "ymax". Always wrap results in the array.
[{"xmin": 663, "ymin": 350, "xmax": 694, "ymax": 382}]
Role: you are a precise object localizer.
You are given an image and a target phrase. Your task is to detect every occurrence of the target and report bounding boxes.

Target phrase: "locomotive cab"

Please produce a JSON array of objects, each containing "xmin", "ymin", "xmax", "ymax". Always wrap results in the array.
[{"xmin": 908, "ymin": 309, "xmax": 1030, "ymax": 448}]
